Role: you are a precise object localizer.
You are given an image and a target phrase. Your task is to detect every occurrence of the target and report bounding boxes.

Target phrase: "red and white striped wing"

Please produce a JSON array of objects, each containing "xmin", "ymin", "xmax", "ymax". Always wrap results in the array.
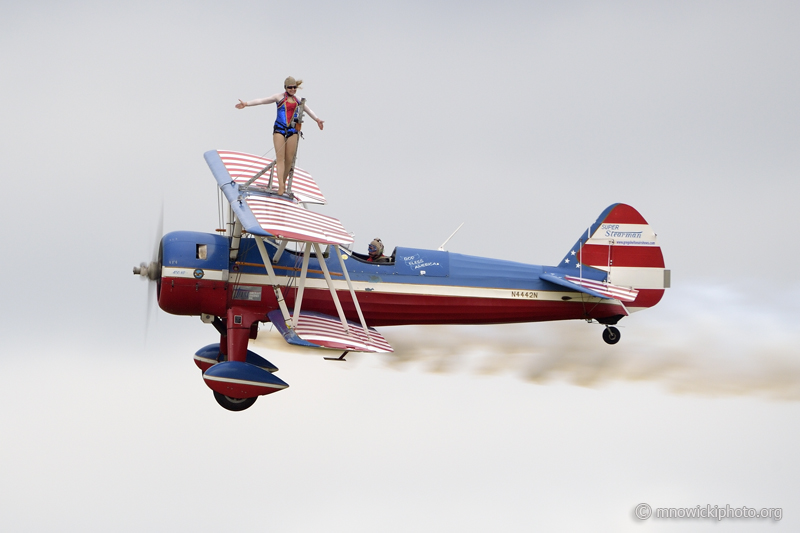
[
  {"xmin": 216, "ymin": 150, "xmax": 327, "ymax": 204},
  {"xmin": 294, "ymin": 314, "xmax": 393, "ymax": 353},
  {"xmin": 247, "ymin": 196, "xmax": 353, "ymax": 245},
  {"xmin": 564, "ymin": 276, "xmax": 639, "ymax": 303}
]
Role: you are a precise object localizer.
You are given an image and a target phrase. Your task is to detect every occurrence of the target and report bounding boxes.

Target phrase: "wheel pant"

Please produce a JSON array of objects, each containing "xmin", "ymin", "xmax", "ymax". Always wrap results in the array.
[{"xmin": 272, "ymin": 132, "xmax": 299, "ymax": 193}]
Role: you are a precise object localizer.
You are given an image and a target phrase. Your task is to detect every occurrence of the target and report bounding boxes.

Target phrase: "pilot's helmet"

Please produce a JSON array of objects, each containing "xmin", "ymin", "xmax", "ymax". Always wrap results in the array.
[{"xmin": 368, "ymin": 238, "xmax": 384, "ymax": 256}]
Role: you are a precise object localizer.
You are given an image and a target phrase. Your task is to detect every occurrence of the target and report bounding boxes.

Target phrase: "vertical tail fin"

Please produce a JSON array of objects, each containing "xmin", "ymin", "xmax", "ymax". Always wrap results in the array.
[{"xmin": 561, "ymin": 204, "xmax": 670, "ymax": 312}]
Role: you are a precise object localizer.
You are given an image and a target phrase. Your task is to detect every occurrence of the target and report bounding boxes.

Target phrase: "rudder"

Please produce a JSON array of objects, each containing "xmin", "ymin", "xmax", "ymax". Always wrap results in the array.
[{"xmin": 561, "ymin": 204, "xmax": 670, "ymax": 312}]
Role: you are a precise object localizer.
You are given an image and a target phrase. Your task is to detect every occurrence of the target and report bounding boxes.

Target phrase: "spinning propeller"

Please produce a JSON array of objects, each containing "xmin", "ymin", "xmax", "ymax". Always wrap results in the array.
[{"xmin": 132, "ymin": 207, "xmax": 164, "ymax": 330}]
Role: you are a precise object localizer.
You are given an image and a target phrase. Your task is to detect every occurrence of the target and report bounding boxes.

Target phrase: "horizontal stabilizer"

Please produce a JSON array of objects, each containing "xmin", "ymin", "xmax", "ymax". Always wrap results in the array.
[
  {"xmin": 540, "ymin": 273, "xmax": 638, "ymax": 303},
  {"xmin": 268, "ymin": 310, "xmax": 393, "ymax": 353}
]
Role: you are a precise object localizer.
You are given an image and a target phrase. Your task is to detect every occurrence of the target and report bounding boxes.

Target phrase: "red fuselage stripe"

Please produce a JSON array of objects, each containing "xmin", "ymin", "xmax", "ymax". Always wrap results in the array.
[{"xmin": 159, "ymin": 277, "xmax": 633, "ymax": 326}]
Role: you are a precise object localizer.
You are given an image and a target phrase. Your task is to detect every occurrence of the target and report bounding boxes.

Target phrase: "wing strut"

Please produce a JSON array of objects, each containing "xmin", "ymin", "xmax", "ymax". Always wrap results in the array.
[
  {"xmin": 254, "ymin": 237, "xmax": 293, "ymax": 326},
  {"xmin": 281, "ymin": 242, "xmax": 371, "ymax": 341},
  {"xmin": 229, "ymin": 219, "xmax": 243, "ymax": 261},
  {"xmin": 282, "ymin": 242, "xmax": 371, "ymax": 340},
  {"xmin": 243, "ymin": 160, "xmax": 276, "ymax": 188},
  {"xmin": 273, "ymin": 239, "xmax": 289, "ymax": 263},
  {"xmin": 291, "ymin": 243, "xmax": 312, "ymax": 329},
  {"xmin": 312, "ymin": 242, "xmax": 350, "ymax": 333},
  {"xmin": 333, "ymin": 244, "xmax": 371, "ymax": 340}
]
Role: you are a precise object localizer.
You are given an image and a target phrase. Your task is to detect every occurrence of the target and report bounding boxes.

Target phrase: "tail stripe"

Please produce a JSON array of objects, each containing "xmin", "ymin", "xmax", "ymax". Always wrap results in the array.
[{"xmin": 579, "ymin": 245, "xmax": 665, "ymax": 269}]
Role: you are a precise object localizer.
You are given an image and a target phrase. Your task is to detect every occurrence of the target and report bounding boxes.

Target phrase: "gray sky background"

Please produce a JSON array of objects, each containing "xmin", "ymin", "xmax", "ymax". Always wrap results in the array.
[{"xmin": 1, "ymin": 1, "xmax": 799, "ymax": 531}]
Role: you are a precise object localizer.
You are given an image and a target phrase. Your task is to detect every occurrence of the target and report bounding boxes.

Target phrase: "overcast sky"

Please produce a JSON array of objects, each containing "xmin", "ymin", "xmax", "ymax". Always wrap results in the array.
[{"xmin": 1, "ymin": 1, "xmax": 799, "ymax": 531}]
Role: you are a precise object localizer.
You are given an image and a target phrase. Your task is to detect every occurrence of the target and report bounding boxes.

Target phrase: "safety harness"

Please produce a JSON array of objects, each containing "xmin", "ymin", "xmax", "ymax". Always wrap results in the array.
[{"xmin": 273, "ymin": 92, "xmax": 301, "ymax": 137}]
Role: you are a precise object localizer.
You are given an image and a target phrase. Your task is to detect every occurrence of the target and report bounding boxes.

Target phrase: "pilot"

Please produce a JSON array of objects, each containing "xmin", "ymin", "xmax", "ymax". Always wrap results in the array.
[
  {"xmin": 236, "ymin": 77, "xmax": 325, "ymax": 196},
  {"xmin": 367, "ymin": 238, "xmax": 391, "ymax": 263}
]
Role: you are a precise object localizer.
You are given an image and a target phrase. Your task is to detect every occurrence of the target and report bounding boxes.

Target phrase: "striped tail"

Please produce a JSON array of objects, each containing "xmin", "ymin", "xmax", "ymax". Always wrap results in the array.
[{"xmin": 561, "ymin": 204, "xmax": 670, "ymax": 312}]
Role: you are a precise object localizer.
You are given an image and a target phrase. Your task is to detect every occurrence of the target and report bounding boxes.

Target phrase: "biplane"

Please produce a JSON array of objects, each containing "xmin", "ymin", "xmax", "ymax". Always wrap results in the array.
[{"xmin": 134, "ymin": 150, "xmax": 670, "ymax": 411}]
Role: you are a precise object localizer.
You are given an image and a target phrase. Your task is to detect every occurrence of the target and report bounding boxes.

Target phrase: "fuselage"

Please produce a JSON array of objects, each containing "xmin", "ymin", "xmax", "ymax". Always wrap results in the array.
[{"xmin": 158, "ymin": 231, "xmax": 636, "ymax": 327}]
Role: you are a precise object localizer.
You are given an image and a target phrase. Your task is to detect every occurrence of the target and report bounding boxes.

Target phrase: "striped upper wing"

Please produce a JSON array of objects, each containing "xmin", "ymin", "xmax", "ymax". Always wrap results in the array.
[
  {"xmin": 216, "ymin": 150, "xmax": 327, "ymax": 204},
  {"xmin": 205, "ymin": 150, "xmax": 352, "ymax": 245},
  {"xmin": 248, "ymin": 195, "xmax": 353, "ymax": 245}
]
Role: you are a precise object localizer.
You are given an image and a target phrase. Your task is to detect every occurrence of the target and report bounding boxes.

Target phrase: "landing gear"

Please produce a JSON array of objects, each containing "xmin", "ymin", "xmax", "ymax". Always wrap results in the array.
[
  {"xmin": 213, "ymin": 391, "xmax": 257, "ymax": 412},
  {"xmin": 602, "ymin": 326, "xmax": 621, "ymax": 345}
]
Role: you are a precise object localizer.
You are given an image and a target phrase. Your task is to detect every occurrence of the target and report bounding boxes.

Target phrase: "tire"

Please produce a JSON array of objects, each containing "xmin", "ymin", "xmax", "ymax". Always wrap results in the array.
[
  {"xmin": 213, "ymin": 391, "xmax": 257, "ymax": 412},
  {"xmin": 602, "ymin": 326, "xmax": 621, "ymax": 345}
]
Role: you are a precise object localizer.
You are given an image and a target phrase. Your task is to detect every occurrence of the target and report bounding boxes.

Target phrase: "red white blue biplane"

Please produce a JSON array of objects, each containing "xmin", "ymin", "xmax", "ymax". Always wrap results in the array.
[{"xmin": 134, "ymin": 150, "xmax": 670, "ymax": 411}]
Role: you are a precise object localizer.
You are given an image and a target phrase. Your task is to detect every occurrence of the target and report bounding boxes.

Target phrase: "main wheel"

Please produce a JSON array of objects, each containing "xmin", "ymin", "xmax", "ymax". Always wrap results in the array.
[
  {"xmin": 213, "ymin": 391, "xmax": 257, "ymax": 412},
  {"xmin": 602, "ymin": 326, "xmax": 621, "ymax": 345}
]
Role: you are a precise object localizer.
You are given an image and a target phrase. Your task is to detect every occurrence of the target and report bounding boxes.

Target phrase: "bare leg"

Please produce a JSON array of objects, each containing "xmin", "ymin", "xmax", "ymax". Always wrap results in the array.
[
  {"xmin": 273, "ymin": 133, "xmax": 287, "ymax": 194},
  {"xmin": 283, "ymin": 134, "xmax": 299, "ymax": 193}
]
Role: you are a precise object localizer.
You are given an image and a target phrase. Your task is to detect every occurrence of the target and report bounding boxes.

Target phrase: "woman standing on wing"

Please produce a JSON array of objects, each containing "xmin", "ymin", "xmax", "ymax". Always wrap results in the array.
[{"xmin": 236, "ymin": 76, "xmax": 324, "ymax": 196}]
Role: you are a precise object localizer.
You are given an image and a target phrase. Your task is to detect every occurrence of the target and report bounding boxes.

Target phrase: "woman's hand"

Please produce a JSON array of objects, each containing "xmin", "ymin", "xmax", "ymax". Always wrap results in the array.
[
  {"xmin": 316, "ymin": 118, "xmax": 325, "ymax": 130},
  {"xmin": 235, "ymin": 99, "xmax": 247, "ymax": 109}
]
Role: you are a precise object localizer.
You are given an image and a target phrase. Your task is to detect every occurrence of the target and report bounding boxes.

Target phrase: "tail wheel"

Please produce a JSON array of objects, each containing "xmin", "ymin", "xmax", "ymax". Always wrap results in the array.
[
  {"xmin": 602, "ymin": 326, "xmax": 621, "ymax": 345},
  {"xmin": 213, "ymin": 391, "xmax": 257, "ymax": 412}
]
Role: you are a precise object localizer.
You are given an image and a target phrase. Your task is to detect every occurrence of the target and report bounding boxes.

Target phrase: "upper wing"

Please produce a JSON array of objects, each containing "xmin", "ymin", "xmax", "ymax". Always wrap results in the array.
[
  {"xmin": 205, "ymin": 150, "xmax": 353, "ymax": 245},
  {"xmin": 213, "ymin": 150, "xmax": 327, "ymax": 204}
]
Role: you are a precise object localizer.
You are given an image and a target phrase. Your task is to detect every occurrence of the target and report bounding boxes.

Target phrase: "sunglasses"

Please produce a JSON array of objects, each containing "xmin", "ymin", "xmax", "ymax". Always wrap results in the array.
[{"xmin": 286, "ymin": 86, "xmax": 297, "ymax": 90}]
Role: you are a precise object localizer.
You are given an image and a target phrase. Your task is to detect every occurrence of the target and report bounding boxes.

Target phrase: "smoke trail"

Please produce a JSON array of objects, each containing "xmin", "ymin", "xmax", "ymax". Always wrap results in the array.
[
  {"xmin": 377, "ymin": 283, "xmax": 800, "ymax": 400},
  {"xmin": 251, "ymin": 283, "xmax": 800, "ymax": 399}
]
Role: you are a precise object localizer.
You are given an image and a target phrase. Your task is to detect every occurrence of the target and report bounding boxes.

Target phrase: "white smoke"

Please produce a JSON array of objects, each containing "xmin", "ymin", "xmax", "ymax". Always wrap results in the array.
[
  {"xmin": 377, "ymin": 283, "xmax": 800, "ymax": 400},
  {"xmin": 250, "ymin": 283, "xmax": 800, "ymax": 400}
]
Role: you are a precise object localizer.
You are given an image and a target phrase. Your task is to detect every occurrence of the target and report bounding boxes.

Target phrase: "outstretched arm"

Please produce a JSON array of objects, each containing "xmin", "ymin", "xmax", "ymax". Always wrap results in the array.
[
  {"xmin": 304, "ymin": 105, "xmax": 325, "ymax": 130},
  {"xmin": 234, "ymin": 93, "xmax": 284, "ymax": 109}
]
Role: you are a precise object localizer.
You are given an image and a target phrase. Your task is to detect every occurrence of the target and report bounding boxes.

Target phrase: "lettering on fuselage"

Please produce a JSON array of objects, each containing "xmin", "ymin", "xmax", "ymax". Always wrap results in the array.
[
  {"xmin": 511, "ymin": 291, "xmax": 538, "ymax": 299},
  {"xmin": 402, "ymin": 254, "xmax": 440, "ymax": 271}
]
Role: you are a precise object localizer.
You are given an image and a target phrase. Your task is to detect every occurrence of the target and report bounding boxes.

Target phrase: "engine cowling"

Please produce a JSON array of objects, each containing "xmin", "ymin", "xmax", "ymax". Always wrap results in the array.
[{"xmin": 158, "ymin": 231, "xmax": 230, "ymax": 317}]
